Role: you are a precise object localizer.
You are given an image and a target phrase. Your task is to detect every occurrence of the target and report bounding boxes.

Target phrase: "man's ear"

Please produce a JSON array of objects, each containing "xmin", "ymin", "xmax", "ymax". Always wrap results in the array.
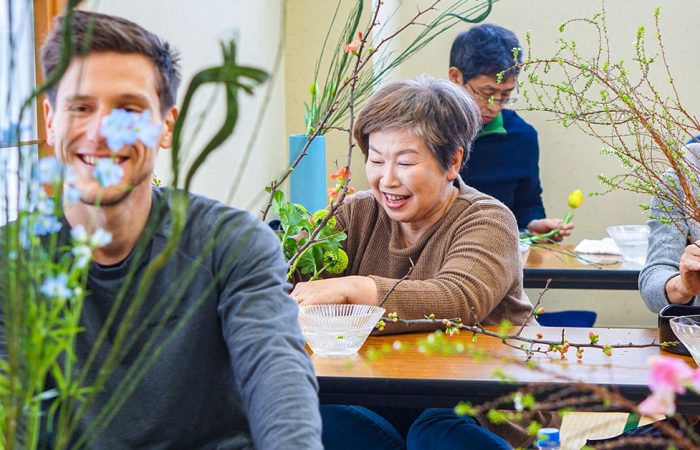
[
  {"xmin": 44, "ymin": 98, "xmax": 55, "ymax": 147},
  {"xmin": 447, "ymin": 147, "xmax": 464, "ymax": 181},
  {"xmin": 159, "ymin": 106, "xmax": 178, "ymax": 149},
  {"xmin": 448, "ymin": 67, "xmax": 465, "ymax": 85}
]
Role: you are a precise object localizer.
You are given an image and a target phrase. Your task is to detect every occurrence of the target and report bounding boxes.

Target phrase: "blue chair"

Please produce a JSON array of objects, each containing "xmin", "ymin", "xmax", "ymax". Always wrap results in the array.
[{"xmin": 537, "ymin": 310, "xmax": 597, "ymax": 327}]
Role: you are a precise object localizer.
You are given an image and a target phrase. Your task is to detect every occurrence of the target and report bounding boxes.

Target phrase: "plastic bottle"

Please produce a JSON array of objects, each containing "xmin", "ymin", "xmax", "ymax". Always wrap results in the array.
[{"xmin": 536, "ymin": 428, "xmax": 561, "ymax": 449}]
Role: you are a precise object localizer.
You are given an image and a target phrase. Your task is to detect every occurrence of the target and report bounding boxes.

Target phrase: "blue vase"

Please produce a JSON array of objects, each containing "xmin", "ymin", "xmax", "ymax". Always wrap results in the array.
[{"xmin": 288, "ymin": 134, "xmax": 326, "ymax": 212}]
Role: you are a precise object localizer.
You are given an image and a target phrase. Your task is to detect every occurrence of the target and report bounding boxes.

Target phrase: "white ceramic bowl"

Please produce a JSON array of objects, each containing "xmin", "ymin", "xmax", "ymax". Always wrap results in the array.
[
  {"xmin": 606, "ymin": 225, "xmax": 650, "ymax": 265},
  {"xmin": 670, "ymin": 315, "xmax": 700, "ymax": 365},
  {"xmin": 298, "ymin": 304, "xmax": 385, "ymax": 357}
]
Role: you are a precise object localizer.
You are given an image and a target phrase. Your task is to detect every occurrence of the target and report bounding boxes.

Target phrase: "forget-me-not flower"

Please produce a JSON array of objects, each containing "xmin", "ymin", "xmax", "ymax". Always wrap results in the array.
[
  {"xmin": 34, "ymin": 215, "xmax": 62, "ymax": 236},
  {"xmin": 132, "ymin": 110, "xmax": 161, "ymax": 148},
  {"xmin": 64, "ymin": 185, "xmax": 81, "ymax": 204},
  {"xmin": 90, "ymin": 228, "xmax": 113, "ymax": 248},
  {"xmin": 94, "ymin": 158, "xmax": 124, "ymax": 188},
  {"xmin": 39, "ymin": 274, "xmax": 73, "ymax": 299},
  {"xmin": 72, "ymin": 245, "xmax": 93, "ymax": 269},
  {"xmin": 70, "ymin": 224, "xmax": 88, "ymax": 243},
  {"xmin": 99, "ymin": 109, "xmax": 161, "ymax": 152},
  {"xmin": 37, "ymin": 198, "xmax": 55, "ymax": 216},
  {"xmin": 37, "ymin": 157, "xmax": 62, "ymax": 184}
]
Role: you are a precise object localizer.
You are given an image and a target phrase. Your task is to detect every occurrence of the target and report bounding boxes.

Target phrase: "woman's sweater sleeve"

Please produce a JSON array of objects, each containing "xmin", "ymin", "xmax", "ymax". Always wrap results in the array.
[{"xmin": 639, "ymin": 191, "xmax": 695, "ymax": 312}]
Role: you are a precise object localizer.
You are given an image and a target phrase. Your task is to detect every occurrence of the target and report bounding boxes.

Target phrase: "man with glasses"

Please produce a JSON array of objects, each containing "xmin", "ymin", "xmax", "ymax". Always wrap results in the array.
[{"xmin": 448, "ymin": 24, "xmax": 573, "ymax": 240}]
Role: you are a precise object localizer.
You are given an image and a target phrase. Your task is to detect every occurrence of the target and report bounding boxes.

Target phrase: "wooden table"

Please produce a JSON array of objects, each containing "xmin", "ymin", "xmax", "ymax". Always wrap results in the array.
[
  {"xmin": 523, "ymin": 244, "xmax": 640, "ymax": 290},
  {"xmin": 313, "ymin": 327, "xmax": 700, "ymax": 413}
]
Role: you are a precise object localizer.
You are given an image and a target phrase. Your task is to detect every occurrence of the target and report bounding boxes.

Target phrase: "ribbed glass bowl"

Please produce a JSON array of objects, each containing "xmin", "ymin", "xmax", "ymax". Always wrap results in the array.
[
  {"xmin": 519, "ymin": 241, "xmax": 531, "ymax": 266},
  {"xmin": 606, "ymin": 224, "xmax": 650, "ymax": 265},
  {"xmin": 298, "ymin": 304, "xmax": 386, "ymax": 357},
  {"xmin": 670, "ymin": 315, "xmax": 700, "ymax": 365}
]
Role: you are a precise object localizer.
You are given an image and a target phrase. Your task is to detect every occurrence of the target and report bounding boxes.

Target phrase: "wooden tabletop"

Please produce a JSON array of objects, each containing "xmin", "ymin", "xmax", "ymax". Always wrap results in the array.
[
  {"xmin": 313, "ymin": 326, "xmax": 700, "ymax": 412},
  {"xmin": 523, "ymin": 244, "xmax": 640, "ymax": 290}
]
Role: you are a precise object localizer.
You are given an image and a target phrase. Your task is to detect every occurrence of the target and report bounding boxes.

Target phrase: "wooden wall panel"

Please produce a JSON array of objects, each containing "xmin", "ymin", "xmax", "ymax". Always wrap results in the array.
[{"xmin": 33, "ymin": 0, "xmax": 65, "ymax": 154}]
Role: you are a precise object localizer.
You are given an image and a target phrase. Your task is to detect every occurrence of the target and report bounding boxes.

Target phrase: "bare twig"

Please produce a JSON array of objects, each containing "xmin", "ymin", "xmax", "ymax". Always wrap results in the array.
[{"xmin": 378, "ymin": 258, "xmax": 415, "ymax": 308}]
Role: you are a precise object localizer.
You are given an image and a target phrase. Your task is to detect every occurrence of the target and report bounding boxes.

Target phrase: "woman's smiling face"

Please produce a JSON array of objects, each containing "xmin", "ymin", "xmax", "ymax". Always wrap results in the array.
[{"xmin": 365, "ymin": 128, "xmax": 462, "ymax": 238}]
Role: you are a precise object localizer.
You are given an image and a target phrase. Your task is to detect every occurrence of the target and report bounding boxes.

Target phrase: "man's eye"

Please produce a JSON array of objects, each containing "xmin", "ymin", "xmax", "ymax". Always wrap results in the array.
[
  {"xmin": 369, "ymin": 160, "xmax": 383, "ymax": 164},
  {"xmin": 397, "ymin": 162, "xmax": 415, "ymax": 167},
  {"xmin": 69, "ymin": 105, "xmax": 89, "ymax": 113}
]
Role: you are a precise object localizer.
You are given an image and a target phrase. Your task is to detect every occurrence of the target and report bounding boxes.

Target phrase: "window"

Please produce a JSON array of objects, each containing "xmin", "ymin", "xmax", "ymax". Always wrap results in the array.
[{"xmin": 1, "ymin": 0, "xmax": 37, "ymax": 223}]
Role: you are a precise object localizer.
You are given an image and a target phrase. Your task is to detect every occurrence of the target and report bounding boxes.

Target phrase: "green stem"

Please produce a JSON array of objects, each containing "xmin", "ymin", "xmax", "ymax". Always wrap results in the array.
[{"xmin": 528, "ymin": 208, "xmax": 575, "ymax": 242}]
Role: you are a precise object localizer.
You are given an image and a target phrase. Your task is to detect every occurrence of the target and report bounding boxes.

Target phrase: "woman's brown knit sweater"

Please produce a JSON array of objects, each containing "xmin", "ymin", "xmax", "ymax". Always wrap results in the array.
[
  {"xmin": 335, "ymin": 179, "xmax": 558, "ymax": 447},
  {"xmin": 335, "ymin": 178, "xmax": 534, "ymax": 332}
]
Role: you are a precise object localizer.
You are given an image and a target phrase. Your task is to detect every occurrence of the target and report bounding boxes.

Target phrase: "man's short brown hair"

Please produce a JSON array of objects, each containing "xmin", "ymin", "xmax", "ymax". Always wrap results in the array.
[
  {"xmin": 41, "ymin": 10, "xmax": 181, "ymax": 113},
  {"xmin": 353, "ymin": 76, "xmax": 481, "ymax": 171}
]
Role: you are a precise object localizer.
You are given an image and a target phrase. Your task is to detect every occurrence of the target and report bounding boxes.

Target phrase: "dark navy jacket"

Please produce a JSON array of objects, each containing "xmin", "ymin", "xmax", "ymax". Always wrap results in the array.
[{"xmin": 460, "ymin": 109, "xmax": 545, "ymax": 230}]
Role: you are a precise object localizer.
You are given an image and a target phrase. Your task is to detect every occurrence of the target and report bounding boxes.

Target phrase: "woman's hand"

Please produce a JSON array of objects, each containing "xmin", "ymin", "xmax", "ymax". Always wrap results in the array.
[
  {"xmin": 527, "ymin": 218, "xmax": 575, "ymax": 242},
  {"xmin": 666, "ymin": 241, "xmax": 700, "ymax": 303},
  {"xmin": 291, "ymin": 276, "xmax": 379, "ymax": 306}
]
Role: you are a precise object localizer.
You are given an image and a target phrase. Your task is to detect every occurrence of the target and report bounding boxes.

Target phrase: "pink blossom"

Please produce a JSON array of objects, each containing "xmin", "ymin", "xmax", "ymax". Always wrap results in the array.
[
  {"xmin": 638, "ymin": 390, "xmax": 676, "ymax": 416},
  {"xmin": 344, "ymin": 39, "xmax": 361, "ymax": 54},
  {"xmin": 648, "ymin": 356, "xmax": 694, "ymax": 394},
  {"xmin": 691, "ymin": 369, "xmax": 700, "ymax": 392}
]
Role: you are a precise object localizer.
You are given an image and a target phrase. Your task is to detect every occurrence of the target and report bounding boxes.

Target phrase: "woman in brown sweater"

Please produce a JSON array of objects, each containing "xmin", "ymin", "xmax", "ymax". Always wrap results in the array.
[
  {"xmin": 292, "ymin": 78, "xmax": 533, "ymax": 330},
  {"xmin": 292, "ymin": 76, "xmax": 540, "ymax": 450}
]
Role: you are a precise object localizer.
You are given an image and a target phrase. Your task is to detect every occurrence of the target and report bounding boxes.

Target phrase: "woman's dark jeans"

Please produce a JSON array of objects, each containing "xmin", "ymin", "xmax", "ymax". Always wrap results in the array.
[{"xmin": 321, "ymin": 405, "xmax": 512, "ymax": 449}]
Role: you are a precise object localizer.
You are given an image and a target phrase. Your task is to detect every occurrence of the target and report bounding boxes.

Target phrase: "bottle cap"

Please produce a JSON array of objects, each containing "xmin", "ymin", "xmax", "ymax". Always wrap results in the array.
[{"xmin": 537, "ymin": 428, "xmax": 560, "ymax": 447}]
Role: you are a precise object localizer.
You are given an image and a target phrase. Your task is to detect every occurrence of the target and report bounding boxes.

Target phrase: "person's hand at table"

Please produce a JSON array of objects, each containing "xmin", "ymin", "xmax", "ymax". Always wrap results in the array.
[
  {"xmin": 527, "ymin": 218, "xmax": 575, "ymax": 242},
  {"xmin": 291, "ymin": 276, "xmax": 379, "ymax": 306},
  {"xmin": 665, "ymin": 241, "xmax": 700, "ymax": 303}
]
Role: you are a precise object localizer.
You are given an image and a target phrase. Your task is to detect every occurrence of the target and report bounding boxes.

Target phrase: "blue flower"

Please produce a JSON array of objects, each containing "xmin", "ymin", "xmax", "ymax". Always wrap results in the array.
[
  {"xmin": 132, "ymin": 110, "xmax": 161, "ymax": 148},
  {"xmin": 90, "ymin": 228, "xmax": 113, "ymax": 248},
  {"xmin": 100, "ymin": 109, "xmax": 137, "ymax": 151},
  {"xmin": 100, "ymin": 109, "xmax": 161, "ymax": 151},
  {"xmin": 19, "ymin": 224, "xmax": 29, "ymax": 249},
  {"xmin": 34, "ymin": 214, "xmax": 62, "ymax": 236},
  {"xmin": 94, "ymin": 158, "xmax": 124, "ymax": 187},
  {"xmin": 71, "ymin": 245, "xmax": 92, "ymax": 269},
  {"xmin": 39, "ymin": 274, "xmax": 73, "ymax": 299},
  {"xmin": 70, "ymin": 224, "xmax": 88, "ymax": 243},
  {"xmin": 37, "ymin": 198, "xmax": 55, "ymax": 215},
  {"xmin": 37, "ymin": 157, "xmax": 62, "ymax": 184},
  {"xmin": 64, "ymin": 186, "xmax": 81, "ymax": 204}
]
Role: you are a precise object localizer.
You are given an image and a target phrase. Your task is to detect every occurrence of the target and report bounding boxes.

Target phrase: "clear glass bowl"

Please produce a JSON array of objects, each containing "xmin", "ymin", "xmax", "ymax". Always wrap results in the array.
[
  {"xmin": 519, "ymin": 241, "xmax": 531, "ymax": 266},
  {"xmin": 670, "ymin": 315, "xmax": 700, "ymax": 365},
  {"xmin": 606, "ymin": 225, "xmax": 650, "ymax": 265},
  {"xmin": 298, "ymin": 304, "xmax": 385, "ymax": 357}
]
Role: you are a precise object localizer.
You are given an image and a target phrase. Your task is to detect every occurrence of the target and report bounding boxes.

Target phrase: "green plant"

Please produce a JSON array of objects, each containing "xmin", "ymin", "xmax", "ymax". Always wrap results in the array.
[
  {"xmin": 263, "ymin": 0, "xmax": 498, "ymax": 276},
  {"xmin": 303, "ymin": 0, "xmax": 495, "ymax": 136},
  {"xmin": 519, "ymin": 4, "xmax": 700, "ymax": 227},
  {"xmin": 270, "ymin": 175, "xmax": 348, "ymax": 282}
]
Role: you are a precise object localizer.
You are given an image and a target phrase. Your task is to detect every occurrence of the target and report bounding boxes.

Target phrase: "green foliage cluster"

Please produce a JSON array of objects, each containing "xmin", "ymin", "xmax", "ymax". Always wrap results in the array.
[{"xmin": 270, "ymin": 189, "xmax": 347, "ymax": 281}]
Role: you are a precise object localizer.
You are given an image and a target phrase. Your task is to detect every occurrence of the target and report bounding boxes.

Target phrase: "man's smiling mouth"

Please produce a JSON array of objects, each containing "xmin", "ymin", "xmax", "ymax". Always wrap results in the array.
[{"xmin": 78, "ymin": 155, "xmax": 127, "ymax": 166}]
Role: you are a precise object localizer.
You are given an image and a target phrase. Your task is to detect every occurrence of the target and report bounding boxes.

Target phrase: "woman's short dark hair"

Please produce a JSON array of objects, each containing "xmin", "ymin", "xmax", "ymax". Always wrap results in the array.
[
  {"xmin": 449, "ymin": 24, "xmax": 522, "ymax": 82},
  {"xmin": 41, "ymin": 10, "xmax": 181, "ymax": 113},
  {"xmin": 353, "ymin": 76, "xmax": 481, "ymax": 171}
]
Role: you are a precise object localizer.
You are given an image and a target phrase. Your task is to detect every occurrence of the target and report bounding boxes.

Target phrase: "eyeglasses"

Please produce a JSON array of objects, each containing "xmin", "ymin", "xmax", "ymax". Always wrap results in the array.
[{"xmin": 465, "ymin": 81, "xmax": 519, "ymax": 108}]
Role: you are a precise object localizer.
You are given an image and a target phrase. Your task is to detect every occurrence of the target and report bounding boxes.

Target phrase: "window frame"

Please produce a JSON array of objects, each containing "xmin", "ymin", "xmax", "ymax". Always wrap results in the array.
[{"xmin": 33, "ymin": 0, "xmax": 66, "ymax": 155}]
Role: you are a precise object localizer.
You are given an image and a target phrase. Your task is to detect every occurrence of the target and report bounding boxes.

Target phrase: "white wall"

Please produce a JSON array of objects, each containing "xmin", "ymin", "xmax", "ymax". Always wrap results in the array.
[{"xmin": 85, "ymin": 0, "xmax": 286, "ymax": 214}]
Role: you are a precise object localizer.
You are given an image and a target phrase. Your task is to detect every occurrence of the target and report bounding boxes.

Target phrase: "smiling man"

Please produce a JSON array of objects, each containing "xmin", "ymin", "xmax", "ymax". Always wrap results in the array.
[
  {"xmin": 448, "ymin": 24, "xmax": 574, "ymax": 240},
  {"xmin": 39, "ymin": 10, "xmax": 322, "ymax": 449}
]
